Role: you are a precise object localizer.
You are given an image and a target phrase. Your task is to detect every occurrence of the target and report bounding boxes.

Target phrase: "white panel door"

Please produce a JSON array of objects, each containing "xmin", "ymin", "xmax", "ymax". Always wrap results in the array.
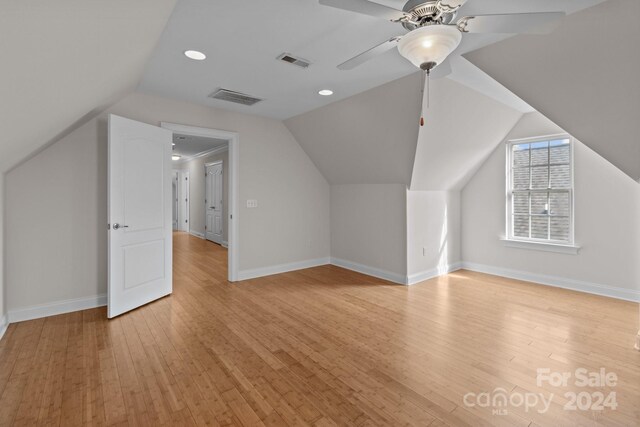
[
  {"xmin": 108, "ymin": 114, "xmax": 173, "ymax": 318},
  {"xmin": 205, "ymin": 162, "xmax": 223, "ymax": 244}
]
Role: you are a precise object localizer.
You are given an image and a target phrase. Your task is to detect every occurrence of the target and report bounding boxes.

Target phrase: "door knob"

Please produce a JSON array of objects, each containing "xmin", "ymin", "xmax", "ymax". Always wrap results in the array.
[{"xmin": 113, "ymin": 223, "xmax": 129, "ymax": 230}]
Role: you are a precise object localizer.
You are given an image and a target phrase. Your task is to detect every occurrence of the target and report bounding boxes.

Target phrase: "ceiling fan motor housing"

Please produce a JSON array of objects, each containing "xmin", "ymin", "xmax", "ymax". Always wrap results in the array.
[{"xmin": 401, "ymin": 0, "xmax": 458, "ymax": 31}]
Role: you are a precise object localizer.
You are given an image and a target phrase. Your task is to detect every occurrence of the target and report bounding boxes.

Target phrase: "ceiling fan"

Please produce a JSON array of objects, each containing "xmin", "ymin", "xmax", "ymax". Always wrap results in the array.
[{"xmin": 320, "ymin": 0, "xmax": 565, "ymax": 74}]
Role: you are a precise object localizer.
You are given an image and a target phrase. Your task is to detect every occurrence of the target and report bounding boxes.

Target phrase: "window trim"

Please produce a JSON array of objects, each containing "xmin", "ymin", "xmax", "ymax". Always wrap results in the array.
[{"xmin": 505, "ymin": 133, "xmax": 577, "ymax": 247}]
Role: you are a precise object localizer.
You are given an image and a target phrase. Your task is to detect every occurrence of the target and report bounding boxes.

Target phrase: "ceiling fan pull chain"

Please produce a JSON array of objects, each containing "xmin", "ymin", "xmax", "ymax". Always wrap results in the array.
[
  {"xmin": 427, "ymin": 68, "xmax": 431, "ymax": 109},
  {"xmin": 420, "ymin": 70, "xmax": 427, "ymax": 127}
]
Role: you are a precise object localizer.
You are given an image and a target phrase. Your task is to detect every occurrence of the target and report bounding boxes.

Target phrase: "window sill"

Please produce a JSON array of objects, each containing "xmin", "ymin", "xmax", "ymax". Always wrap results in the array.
[{"xmin": 500, "ymin": 238, "xmax": 581, "ymax": 255}]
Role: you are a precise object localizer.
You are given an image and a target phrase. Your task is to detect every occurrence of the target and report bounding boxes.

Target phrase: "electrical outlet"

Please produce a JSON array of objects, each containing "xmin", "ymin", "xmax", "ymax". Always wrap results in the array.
[{"xmin": 246, "ymin": 199, "xmax": 258, "ymax": 208}]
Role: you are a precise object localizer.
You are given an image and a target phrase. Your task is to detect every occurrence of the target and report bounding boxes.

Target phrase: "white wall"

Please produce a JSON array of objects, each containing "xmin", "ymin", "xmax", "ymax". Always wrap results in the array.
[
  {"xmin": 330, "ymin": 184, "xmax": 407, "ymax": 283},
  {"xmin": 181, "ymin": 149, "xmax": 229, "ymax": 242},
  {"xmin": 406, "ymin": 191, "xmax": 461, "ymax": 283},
  {"xmin": 5, "ymin": 92, "xmax": 330, "ymax": 315},
  {"xmin": 462, "ymin": 112, "xmax": 640, "ymax": 301},
  {"xmin": 6, "ymin": 120, "xmax": 108, "ymax": 312}
]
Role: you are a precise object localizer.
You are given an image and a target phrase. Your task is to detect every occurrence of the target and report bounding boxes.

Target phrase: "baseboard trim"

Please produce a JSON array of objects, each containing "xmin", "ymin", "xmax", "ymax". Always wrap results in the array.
[
  {"xmin": 330, "ymin": 258, "xmax": 406, "ymax": 285},
  {"xmin": 8, "ymin": 294, "xmax": 107, "ymax": 323},
  {"xmin": 189, "ymin": 231, "xmax": 205, "ymax": 239},
  {"xmin": 407, "ymin": 262, "xmax": 463, "ymax": 285},
  {"xmin": 461, "ymin": 262, "xmax": 640, "ymax": 303},
  {"xmin": 222, "ymin": 240, "xmax": 229, "ymax": 248},
  {"xmin": 237, "ymin": 257, "xmax": 330, "ymax": 281},
  {"xmin": 0, "ymin": 314, "xmax": 8, "ymax": 341}
]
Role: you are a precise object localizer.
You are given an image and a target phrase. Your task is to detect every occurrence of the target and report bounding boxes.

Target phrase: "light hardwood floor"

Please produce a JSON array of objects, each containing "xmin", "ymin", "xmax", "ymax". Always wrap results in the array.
[{"xmin": 0, "ymin": 232, "xmax": 638, "ymax": 426}]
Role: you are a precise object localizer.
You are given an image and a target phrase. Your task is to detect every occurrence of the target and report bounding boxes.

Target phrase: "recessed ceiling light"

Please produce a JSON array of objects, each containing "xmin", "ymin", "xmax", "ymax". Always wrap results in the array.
[
  {"xmin": 318, "ymin": 89, "xmax": 334, "ymax": 96},
  {"xmin": 172, "ymin": 155, "xmax": 181, "ymax": 161},
  {"xmin": 184, "ymin": 50, "xmax": 206, "ymax": 61}
]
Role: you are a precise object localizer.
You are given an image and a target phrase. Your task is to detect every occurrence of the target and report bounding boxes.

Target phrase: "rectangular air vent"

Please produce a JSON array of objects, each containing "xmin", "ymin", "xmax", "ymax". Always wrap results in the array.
[
  {"xmin": 208, "ymin": 88, "xmax": 262, "ymax": 106},
  {"xmin": 277, "ymin": 53, "xmax": 311, "ymax": 69}
]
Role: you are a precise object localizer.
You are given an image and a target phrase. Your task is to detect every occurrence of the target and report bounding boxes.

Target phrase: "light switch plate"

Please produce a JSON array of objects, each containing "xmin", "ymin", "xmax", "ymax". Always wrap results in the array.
[{"xmin": 246, "ymin": 199, "xmax": 258, "ymax": 208}]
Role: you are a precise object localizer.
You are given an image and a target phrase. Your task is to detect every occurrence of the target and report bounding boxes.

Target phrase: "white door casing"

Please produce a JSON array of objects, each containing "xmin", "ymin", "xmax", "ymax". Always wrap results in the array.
[
  {"xmin": 108, "ymin": 114, "xmax": 173, "ymax": 318},
  {"xmin": 180, "ymin": 171, "xmax": 190, "ymax": 232},
  {"xmin": 172, "ymin": 171, "xmax": 179, "ymax": 230},
  {"xmin": 205, "ymin": 162, "xmax": 223, "ymax": 244}
]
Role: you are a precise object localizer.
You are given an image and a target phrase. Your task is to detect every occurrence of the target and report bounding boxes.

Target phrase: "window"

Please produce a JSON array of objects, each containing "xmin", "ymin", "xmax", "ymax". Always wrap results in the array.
[{"xmin": 507, "ymin": 136, "xmax": 573, "ymax": 244}]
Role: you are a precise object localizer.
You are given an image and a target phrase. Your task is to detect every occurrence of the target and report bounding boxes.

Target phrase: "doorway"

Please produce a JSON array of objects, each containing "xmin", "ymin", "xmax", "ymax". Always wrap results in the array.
[
  {"xmin": 205, "ymin": 161, "xmax": 224, "ymax": 245},
  {"xmin": 161, "ymin": 122, "xmax": 239, "ymax": 282}
]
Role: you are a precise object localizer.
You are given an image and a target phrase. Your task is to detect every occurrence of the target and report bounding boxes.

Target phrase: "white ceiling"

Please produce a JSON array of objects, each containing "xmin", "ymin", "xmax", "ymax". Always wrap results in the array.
[
  {"xmin": 410, "ymin": 77, "xmax": 522, "ymax": 190},
  {"xmin": 172, "ymin": 134, "xmax": 227, "ymax": 158},
  {"xmin": 465, "ymin": 0, "xmax": 640, "ymax": 181},
  {"xmin": 0, "ymin": 0, "xmax": 178, "ymax": 173},
  {"xmin": 137, "ymin": 0, "xmax": 604, "ymax": 120},
  {"xmin": 285, "ymin": 73, "xmax": 422, "ymax": 185}
]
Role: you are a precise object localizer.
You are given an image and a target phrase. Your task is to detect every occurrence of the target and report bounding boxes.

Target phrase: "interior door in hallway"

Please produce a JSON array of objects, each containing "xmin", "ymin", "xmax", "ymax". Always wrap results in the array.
[
  {"xmin": 108, "ymin": 114, "xmax": 173, "ymax": 318},
  {"xmin": 205, "ymin": 162, "xmax": 223, "ymax": 244}
]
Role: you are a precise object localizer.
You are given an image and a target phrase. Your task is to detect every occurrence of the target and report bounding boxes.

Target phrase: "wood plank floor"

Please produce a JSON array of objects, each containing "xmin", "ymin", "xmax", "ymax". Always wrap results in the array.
[{"xmin": 0, "ymin": 232, "xmax": 638, "ymax": 426}]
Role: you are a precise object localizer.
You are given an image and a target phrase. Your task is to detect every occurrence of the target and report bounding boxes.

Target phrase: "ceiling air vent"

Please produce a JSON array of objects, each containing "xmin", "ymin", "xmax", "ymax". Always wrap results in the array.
[
  {"xmin": 277, "ymin": 53, "xmax": 311, "ymax": 69},
  {"xmin": 208, "ymin": 88, "xmax": 262, "ymax": 106}
]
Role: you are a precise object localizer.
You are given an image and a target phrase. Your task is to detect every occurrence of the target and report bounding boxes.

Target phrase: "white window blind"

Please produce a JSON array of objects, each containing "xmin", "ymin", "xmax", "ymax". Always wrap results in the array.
[{"xmin": 507, "ymin": 137, "xmax": 573, "ymax": 244}]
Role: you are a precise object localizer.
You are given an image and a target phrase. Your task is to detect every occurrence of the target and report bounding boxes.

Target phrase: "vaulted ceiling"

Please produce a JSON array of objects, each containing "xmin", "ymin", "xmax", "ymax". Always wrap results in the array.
[
  {"xmin": 465, "ymin": 0, "xmax": 640, "ymax": 182},
  {"xmin": 0, "ymin": 0, "xmax": 177, "ymax": 173},
  {"xmin": 284, "ymin": 73, "xmax": 422, "ymax": 185},
  {"xmin": 137, "ymin": 0, "xmax": 604, "ymax": 120},
  {"xmin": 1, "ymin": 0, "xmax": 630, "ymax": 191}
]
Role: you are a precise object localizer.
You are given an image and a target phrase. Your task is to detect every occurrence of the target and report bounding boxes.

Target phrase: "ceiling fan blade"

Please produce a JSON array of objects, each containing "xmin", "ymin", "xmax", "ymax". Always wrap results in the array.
[
  {"xmin": 319, "ymin": 0, "xmax": 407, "ymax": 21},
  {"xmin": 436, "ymin": 0, "xmax": 468, "ymax": 14},
  {"xmin": 457, "ymin": 12, "xmax": 565, "ymax": 34},
  {"xmin": 338, "ymin": 36, "xmax": 402, "ymax": 70}
]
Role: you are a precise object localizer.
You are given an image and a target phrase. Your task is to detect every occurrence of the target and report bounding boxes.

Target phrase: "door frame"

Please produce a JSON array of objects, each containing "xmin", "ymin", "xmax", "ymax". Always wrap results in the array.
[
  {"xmin": 180, "ymin": 170, "xmax": 190, "ymax": 232},
  {"xmin": 173, "ymin": 169, "xmax": 190, "ymax": 232},
  {"xmin": 172, "ymin": 170, "xmax": 179, "ymax": 230},
  {"xmin": 204, "ymin": 160, "xmax": 224, "ymax": 245},
  {"xmin": 160, "ymin": 122, "xmax": 240, "ymax": 282}
]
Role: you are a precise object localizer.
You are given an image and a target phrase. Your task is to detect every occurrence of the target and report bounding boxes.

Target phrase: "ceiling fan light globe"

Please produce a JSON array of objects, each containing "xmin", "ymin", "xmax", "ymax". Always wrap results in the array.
[{"xmin": 397, "ymin": 25, "xmax": 462, "ymax": 69}]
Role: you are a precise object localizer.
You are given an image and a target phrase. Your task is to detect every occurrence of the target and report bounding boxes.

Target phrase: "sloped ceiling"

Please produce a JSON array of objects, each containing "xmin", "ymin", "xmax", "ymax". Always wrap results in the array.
[
  {"xmin": 0, "ymin": 0, "xmax": 177, "ymax": 173},
  {"xmin": 410, "ymin": 77, "xmax": 522, "ymax": 191},
  {"xmin": 465, "ymin": 0, "xmax": 640, "ymax": 182},
  {"xmin": 284, "ymin": 73, "xmax": 422, "ymax": 185}
]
